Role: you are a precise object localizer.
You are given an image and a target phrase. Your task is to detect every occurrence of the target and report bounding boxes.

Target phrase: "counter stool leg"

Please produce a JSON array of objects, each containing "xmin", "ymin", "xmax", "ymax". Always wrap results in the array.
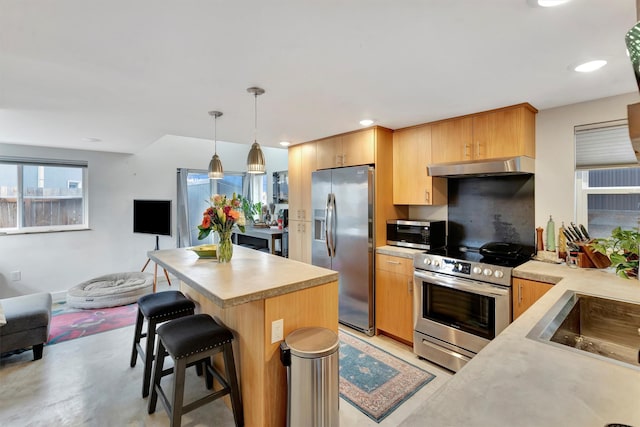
[
  {"xmin": 203, "ymin": 357, "xmax": 214, "ymax": 389},
  {"xmin": 171, "ymin": 358, "xmax": 187, "ymax": 427},
  {"xmin": 147, "ymin": 340, "xmax": 166, "ymax": 415},
  {"xmin": 223, "ymin": 342, "xmax": 244, "ymax": 427},
  {"xmin": 130, "ymin": 309, "xmax": 144, "ymax": 367},
  {"xmin": 142, "ymin": 319, "xmax": 158, "ymax": 398}
]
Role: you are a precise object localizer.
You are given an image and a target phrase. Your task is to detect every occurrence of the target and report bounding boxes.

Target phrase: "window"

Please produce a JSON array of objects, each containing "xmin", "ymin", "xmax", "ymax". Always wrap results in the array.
[
  {"xmin": 0, "ymin": 157, "xmax": 88, "ymax": 233},
  {"xmin": 176, "ymin": 168, "xmax": 270, "ymax": 247},
  {"xmin": 575, "ymin": 122, "xmax": 640, "ymax": 238},
  {"xmin": 179, "ymin": 169, "xmax": 245, "ymax": 246}
]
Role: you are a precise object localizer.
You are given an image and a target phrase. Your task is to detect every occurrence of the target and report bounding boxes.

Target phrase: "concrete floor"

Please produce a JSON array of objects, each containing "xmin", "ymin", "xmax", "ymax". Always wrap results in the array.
[{"xmin": 0, "ymin": 284, "xmax": 452, "ymax": 426}]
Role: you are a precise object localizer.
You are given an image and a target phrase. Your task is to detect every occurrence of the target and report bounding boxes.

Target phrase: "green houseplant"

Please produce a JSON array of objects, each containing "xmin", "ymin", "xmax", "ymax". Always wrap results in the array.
[
  {"xmin": 240, "ymin": 196, "xmax": 262, "ymax": 223},
  {"xmin": 589, "ymin": 226, "xmax": 640, "ymax": 279}
]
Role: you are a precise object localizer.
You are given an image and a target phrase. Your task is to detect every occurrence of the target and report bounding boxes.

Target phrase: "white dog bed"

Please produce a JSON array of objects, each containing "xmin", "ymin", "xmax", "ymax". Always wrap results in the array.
[{"xmin": 67, "ymin": 272, "xmax": 154, "ymax": 309}]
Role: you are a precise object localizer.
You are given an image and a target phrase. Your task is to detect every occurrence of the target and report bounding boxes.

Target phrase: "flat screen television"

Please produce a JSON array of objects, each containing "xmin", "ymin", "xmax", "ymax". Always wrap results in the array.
[{"xmin": 133, "ymin": 199, "xmax": 172, "ymax": 236}]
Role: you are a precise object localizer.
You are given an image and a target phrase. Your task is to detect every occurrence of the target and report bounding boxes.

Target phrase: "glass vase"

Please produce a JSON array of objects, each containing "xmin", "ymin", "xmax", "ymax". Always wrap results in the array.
[{"xmin": 217, "ymin": 230, "xmax": 233, "ymax": 263}]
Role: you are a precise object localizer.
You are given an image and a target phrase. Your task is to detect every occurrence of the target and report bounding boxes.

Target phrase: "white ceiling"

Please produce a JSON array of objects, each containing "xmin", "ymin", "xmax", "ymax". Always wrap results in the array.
[{"xmin": 0, "ymin": 0, "xmax": 637, "ymax": 154}]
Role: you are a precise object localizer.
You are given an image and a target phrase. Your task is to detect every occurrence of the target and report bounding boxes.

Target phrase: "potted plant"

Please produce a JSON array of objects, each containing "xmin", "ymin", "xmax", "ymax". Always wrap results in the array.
[
  {"xmin": 240, "ymin": 196, "xmax": 262, "ymax": 224},
  {"xmin": 589, "ymin": 226, "xmax": 640, "ymax": 279}
]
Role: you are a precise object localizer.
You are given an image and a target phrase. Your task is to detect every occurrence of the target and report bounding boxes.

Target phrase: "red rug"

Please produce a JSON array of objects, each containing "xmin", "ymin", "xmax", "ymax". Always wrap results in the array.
[{"xmin": 47, "ymin": 302, "xmax": 138, "ymax": 345}]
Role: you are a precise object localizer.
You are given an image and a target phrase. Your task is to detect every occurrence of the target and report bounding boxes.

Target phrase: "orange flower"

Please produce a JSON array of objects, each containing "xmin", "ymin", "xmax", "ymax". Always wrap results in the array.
[
  {"xmin": 228, "ymin": 210, "xmax": 240, "ymax": 220},
  {"xmin": 201, "ymin": 215, "xmax": 211, "ymax": 229}
]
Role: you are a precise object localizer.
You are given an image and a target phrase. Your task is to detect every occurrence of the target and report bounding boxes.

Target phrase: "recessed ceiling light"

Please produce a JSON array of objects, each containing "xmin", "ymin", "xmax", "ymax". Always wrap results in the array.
[
  {"xmin": 82, "ymin": 137, "xmax": 102, "ymax": 142},
  {"xmin": 279, "ymin": 141, "xmax": 291, "ymax": 147},
  {"xmin": 359, "ymin": 119, "xmax": 374, "ymax": 126},
  {"xmin": 574, "ymin": 60, "xmax": 607, "ymax": 73},
  {"xmin": 527, "ymin": 0, "xmax": 571, "ymax": 7}
]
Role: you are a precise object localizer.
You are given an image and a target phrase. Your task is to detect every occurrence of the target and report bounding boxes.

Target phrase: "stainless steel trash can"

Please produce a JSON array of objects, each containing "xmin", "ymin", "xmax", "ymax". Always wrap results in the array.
[{"xmin": 280, "ymin": 327, "xmax": 340, "ymax": 427}]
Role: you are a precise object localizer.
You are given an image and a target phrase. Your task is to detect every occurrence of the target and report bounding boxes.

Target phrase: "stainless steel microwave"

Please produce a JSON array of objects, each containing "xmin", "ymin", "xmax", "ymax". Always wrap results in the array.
[{"xmin": 386, "ymin": 220, "xmax": 446, "ymax": 250}]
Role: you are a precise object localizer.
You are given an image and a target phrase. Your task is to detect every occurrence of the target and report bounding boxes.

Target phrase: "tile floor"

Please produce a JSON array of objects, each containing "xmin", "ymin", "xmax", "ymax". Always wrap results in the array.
[{"xmin": 0, "ymin": 282, "xmax": 452, "ymax": 426}]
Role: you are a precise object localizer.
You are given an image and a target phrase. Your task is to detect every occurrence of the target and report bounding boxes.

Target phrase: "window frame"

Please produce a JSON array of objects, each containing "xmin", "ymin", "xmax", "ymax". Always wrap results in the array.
[
  {"xmin": 0, "ymin": 157, "xmax": 89, "ymax": 234},
  {"xmin": 575, "ymin": 170, "xmax": 640, "ymax": 228}
]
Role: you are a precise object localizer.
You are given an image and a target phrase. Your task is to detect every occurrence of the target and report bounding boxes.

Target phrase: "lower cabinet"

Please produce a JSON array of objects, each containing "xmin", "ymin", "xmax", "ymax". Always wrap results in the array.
[
  {"xmin": 512, "ymin": 277, "xmax": 553, "ymax": 321},
  {"xmin": 375, "ymin": 253, "xmax": 414, "ymax": 345},
  {"xmin": 288, "ymin": 220, "xmax": 312, "ymax": 263}
]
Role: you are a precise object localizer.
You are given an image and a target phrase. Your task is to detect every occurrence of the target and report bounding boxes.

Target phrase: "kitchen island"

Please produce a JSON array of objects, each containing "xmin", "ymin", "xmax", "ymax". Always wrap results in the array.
[
  {"xmin": 148, "ymin": 246, "xmax": 339, "ymax": 427},
  {"xmin": 400, "ymin": 261, "xmax": 640, "ymax": 427}
]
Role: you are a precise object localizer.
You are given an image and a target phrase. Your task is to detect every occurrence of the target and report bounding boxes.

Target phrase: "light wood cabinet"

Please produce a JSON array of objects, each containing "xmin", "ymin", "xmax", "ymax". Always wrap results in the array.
[
  {"xmin": 288, "ymin": 220, "xmax": 312, "ymax": 263},
  {"xmin": 472, "ymin": 105, "xmax": 536, "ymax": 160},
  {"xmin": 288, "ymin": 142, "xmax": 316, "ymax": 263},
  {"xmin": 288, "ymin": 142, "xmax": 316, "ymax": 221},
  {"xmin": 393, "ymin": 124, "xmax": 447, "ymax": 205},
  {"xmin": 375, "ymin": 253, "xmax": 414, "ymax": 345},
  {"xmin": 316, "ymin": 128, "xmax": 375, "ymax": 169},
  {"xmin": 512, "ymin": 277, "xmax": 553, "ymax": 321},
  {"xmin": 431, "ymin": 103, "xmax": 537, "ymax": 164},
  {"xmin": 431, "ymin": 116, "xmax": 473, "ymax": 164}
]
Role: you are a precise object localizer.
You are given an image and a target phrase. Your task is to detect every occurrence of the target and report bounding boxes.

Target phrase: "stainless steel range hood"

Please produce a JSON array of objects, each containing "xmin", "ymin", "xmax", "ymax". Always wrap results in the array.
[{"xmin": 427, "ymin": 156, "xmax": 535, "ymax": 177}]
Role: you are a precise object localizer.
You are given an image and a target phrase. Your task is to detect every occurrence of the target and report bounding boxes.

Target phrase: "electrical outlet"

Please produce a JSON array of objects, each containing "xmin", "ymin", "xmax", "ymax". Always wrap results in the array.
[
  {"xmin": 271, "ymin": 319, "xmax": 284, "ymax": 344},
  {"xmin": 10, "ymin": 271, "xmax": 21, "ymax": 281}
]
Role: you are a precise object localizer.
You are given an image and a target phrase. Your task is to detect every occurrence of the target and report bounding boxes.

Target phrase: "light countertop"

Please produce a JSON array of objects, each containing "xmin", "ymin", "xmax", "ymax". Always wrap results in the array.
[
  {"xmin": 376, "ymin": 245, "xmax": 424, "ymax": 259},
  {"xmin": 233, "ymin": 225, "xmax": 284, "ymax": 237},
  {"xmin": 400, "ymin": 261, "xmax": 640, "ymax": 427},
  {"xmin": 149, "ymin": 246, "xmax": 338, "ymax": 308}
]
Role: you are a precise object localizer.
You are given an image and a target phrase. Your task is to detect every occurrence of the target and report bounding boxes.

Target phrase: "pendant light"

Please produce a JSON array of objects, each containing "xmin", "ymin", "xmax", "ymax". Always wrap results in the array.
[
  {"xmin": 208, "ymin": 111, "xmax": 224, "ymax": 179},
  {"xmin": 246, "ymin": 86, "xmax": 266, "ymax": 174}
]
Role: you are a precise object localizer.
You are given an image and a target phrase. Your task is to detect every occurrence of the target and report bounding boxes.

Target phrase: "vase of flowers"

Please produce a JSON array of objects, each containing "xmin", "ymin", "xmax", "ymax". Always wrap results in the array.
[
  {"xmin": 197, "ymin": 193, "xmax": 246, "ymax": 262},
  {"xmin": 589, "ymin": 226, "xmax": 640, "ymax": 279}
]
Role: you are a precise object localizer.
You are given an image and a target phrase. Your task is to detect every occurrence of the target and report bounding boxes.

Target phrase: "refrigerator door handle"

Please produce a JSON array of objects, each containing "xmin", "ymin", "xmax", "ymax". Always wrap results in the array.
[
  {"xmin": 329, "ymin": 193, "xmax": 337, "ymax": 256},
  {"xmin": 328, "ymin": 193, "xmax": 337, "ymax": 257},
  {"xmin": 325, "ymin": 194, "xmax": 333, "ymax": 257}
]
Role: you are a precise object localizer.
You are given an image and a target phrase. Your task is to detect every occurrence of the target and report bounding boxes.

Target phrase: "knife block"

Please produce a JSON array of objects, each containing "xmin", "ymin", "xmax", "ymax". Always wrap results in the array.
[
  {"xmin": 570, "ymin": 252, "xmax": 594, "ymax": 268},
  {"xmin": 576, "ymin": 242, "xmax": 612, "ymax": 269}
]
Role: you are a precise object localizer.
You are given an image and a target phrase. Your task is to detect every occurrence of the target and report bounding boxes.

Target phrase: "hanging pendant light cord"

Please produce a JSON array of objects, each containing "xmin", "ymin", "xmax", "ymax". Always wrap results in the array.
[
  {"xmin": 214, "ymin": 115, "xmax": 218, "ymax": 154},
  {"xmin": 254, "ymin": 92, "xmax": 258, "ymax": 143}
]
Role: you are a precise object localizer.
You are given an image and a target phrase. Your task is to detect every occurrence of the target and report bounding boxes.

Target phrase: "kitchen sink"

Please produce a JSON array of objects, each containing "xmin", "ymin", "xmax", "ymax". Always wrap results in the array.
[{"xmin": 527, "ymin": 290, "xmax": 640, "ymax": 369}]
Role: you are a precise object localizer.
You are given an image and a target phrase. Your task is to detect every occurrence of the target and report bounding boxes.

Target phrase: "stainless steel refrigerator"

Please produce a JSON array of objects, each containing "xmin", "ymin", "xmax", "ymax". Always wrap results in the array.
[{"xmin": 311, "ymin": 165, "xmax": 375, "ymax": 336}]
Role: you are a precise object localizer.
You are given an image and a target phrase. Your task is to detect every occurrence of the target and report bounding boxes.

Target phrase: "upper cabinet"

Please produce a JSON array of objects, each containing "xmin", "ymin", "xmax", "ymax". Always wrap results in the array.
[
  {"xmin": 431, "ymin": 103, "xmax": 537, "ymax": 164},
  {"xmin": 316, "ymin": 128, "xmax": 375, "ymax": 169},
  {"xmin": 288, "ymin": 142, "xmax": 317, "ymax": 221},
  {"xmin": 431, "ymin": 116, "xmax": 473, "ymax": 164},
  {"xmin": 392, "ymin": 124, "xmax": 447, "ymax": 205}
]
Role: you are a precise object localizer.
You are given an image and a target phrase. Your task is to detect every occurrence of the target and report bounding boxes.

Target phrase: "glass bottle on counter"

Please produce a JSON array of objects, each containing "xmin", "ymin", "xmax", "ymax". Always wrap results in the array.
[
  {"xmin": 558, "ymin": 222, "xmax": 567, "ymax": 260},
  {"xmin": 546, "ymin": 215, "xmax": 556, "ymax": 251}
]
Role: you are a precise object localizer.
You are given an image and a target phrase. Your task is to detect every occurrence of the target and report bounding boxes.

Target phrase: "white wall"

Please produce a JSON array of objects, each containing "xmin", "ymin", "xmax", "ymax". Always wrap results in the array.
[{"xmin": 0, "ymin": 136, "xmax": 288, "ymax": 298}]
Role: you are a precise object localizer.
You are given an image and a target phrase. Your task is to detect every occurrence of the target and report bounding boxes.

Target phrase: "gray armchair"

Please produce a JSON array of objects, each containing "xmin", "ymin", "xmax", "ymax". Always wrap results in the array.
[{"xmin": 0, "ymin": 293, "xmax": 52, "ymax": 361}]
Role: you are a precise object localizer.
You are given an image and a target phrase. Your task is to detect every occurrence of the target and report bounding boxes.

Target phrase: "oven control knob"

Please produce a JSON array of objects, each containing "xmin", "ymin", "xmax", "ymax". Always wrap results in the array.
[
  {"xmin": 433, "ymin": 259, "xmax": 441, "ymax": 268},
  {"xmin": 483, "ymin": 268, "xmax": 493, "ymax": 276},
  {"xmin": 472, "ymin": 266, "xmax": 482, "ymax": 275},
  {"xmin": 423, "ymin": 258, "xmax": 432, "ymax": 265},
  {"xmin": 494, "ymin": 270, "xmax": 504, "ymax": 279}
]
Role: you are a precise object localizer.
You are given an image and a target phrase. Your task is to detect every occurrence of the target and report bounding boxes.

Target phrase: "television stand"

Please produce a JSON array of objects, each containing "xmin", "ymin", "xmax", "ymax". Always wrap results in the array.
[{"xmin": 141, "ymin": 235, "xmax": 172, "ymax": 292}]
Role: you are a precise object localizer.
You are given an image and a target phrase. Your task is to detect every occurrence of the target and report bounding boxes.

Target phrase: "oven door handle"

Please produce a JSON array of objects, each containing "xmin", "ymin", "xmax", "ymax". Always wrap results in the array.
[{"xmin": 413, "ymin": 270, "xmax": 509, "ymax": 298}]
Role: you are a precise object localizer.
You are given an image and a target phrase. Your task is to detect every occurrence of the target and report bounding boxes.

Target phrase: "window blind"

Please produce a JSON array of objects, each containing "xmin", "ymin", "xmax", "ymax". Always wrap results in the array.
[{"xmin": 575, "ymin": 121, "xmax": 638, "ymax": 170}]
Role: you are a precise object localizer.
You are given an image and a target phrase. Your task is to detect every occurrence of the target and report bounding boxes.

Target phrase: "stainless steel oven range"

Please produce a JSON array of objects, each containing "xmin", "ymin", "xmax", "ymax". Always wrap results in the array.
[{"xmin": 413, "ymin": 248, "xmax": 520, "ymax": 372}]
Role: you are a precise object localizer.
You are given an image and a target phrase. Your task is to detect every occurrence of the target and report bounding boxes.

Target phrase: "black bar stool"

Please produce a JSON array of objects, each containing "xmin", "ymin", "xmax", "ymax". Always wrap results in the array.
[
  {"xmin": 148, "ymin": 313, "xmax": 244, "ymax": 427},
  {"xmin": 130, "ymin": 290, "xmax": 196, "ymax": 398}
]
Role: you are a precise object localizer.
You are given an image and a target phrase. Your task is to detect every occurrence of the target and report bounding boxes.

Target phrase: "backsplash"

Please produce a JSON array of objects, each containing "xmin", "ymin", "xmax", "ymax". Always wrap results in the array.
[{"xmin": 447, "ymin": 175, "xmax": 535, "ymax": 254}]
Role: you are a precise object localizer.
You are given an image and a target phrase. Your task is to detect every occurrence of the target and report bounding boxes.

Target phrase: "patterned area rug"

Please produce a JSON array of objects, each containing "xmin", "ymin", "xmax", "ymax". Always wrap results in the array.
[
  {"xmin": 339, "ymin": 330, "xmax": 436, "ymax": 423},
  {"xmin": 47, "ymin": 302, "xmax": 138, "ymax": 345}
]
